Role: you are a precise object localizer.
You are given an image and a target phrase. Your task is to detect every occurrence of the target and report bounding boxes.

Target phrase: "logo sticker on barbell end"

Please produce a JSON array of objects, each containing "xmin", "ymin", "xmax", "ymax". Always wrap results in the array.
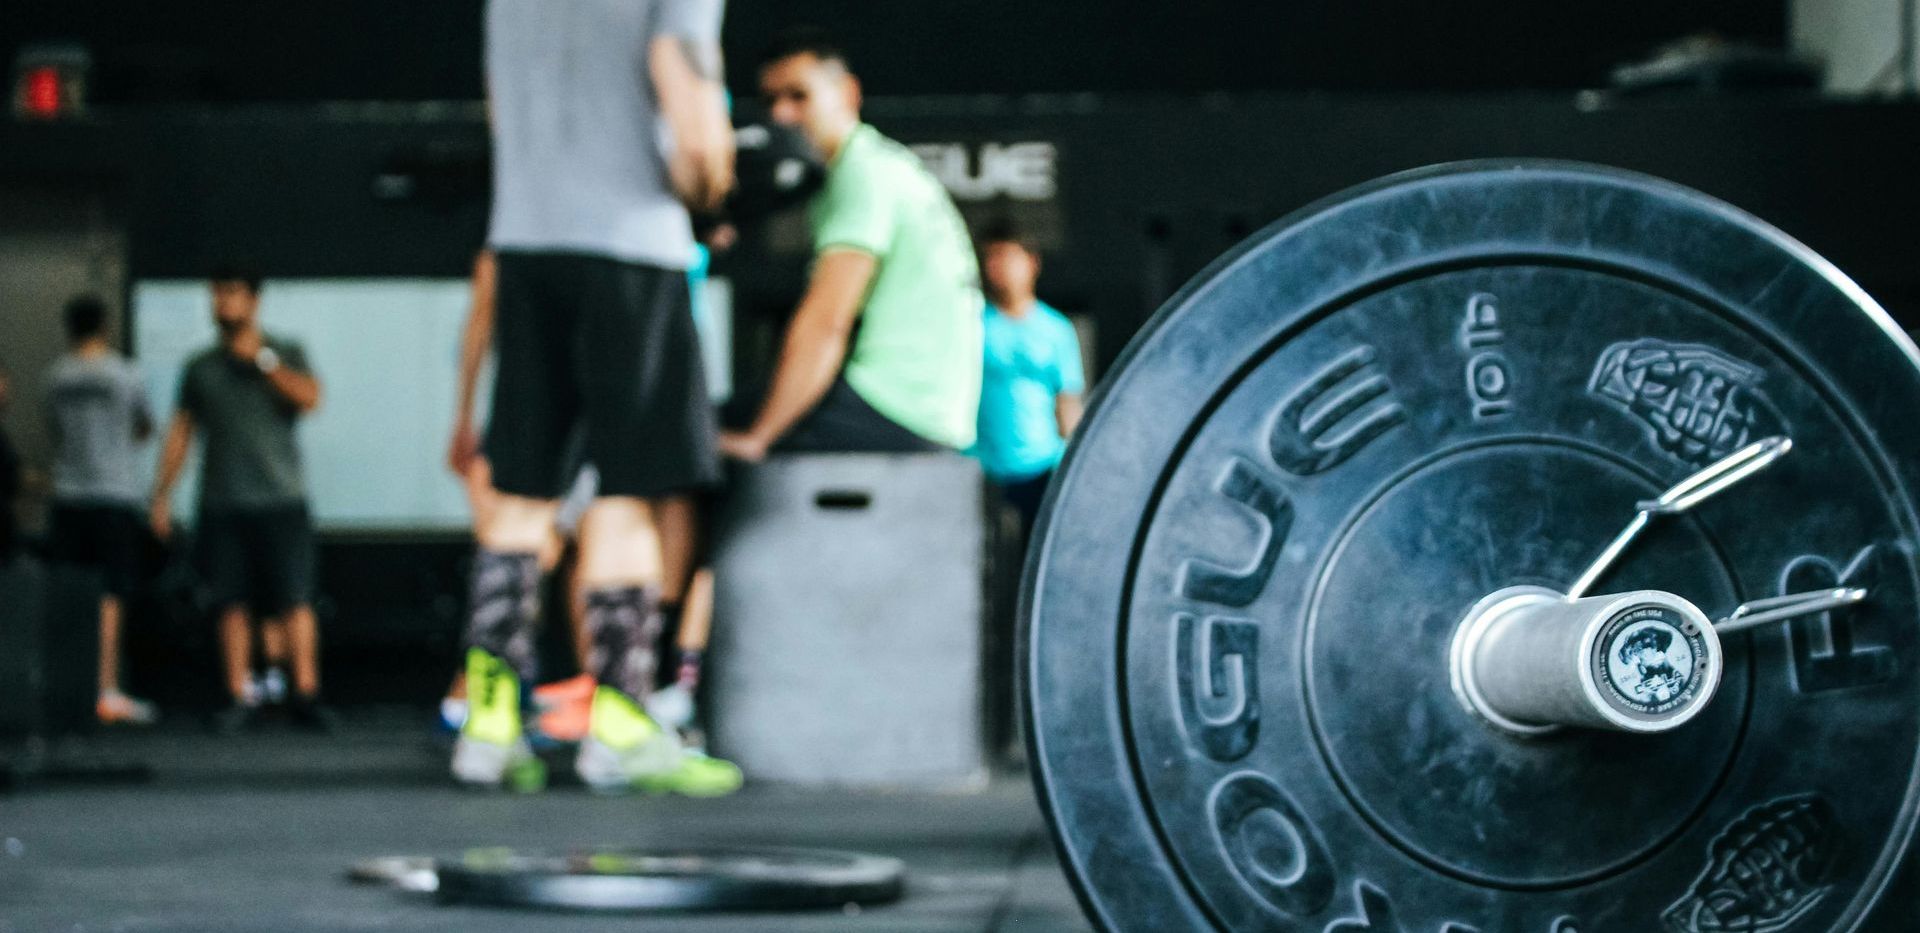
[
  {"xmin": 1661, "ymin": 795, "xmax": 1840, "ymax": 933},
  {"xmin": 1587, "ymin": 339, "xmax": 1787, "ymax": 468},
  {"xmin": 1594, "ymin": 605, "xmax": 1710, "ymax": 717}
]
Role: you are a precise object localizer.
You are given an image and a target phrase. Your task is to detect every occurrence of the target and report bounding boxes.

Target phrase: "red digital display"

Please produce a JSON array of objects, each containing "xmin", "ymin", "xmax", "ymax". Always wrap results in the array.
[{"xmin": 21, "ymin": 65, "xmax": 64, "ymax": 118}]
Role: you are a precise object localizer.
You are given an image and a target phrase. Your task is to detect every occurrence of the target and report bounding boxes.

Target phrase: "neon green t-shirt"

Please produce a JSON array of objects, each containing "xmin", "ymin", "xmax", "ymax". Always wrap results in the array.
[{"xmin": 809, "ymin": 124, "xmax": 984, "ymax": 449}]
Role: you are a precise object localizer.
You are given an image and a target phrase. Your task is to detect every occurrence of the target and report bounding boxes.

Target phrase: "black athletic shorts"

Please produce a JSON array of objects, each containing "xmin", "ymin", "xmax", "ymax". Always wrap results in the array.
[
  {"xmin": 485, "ymin": 251, "xmax": 721, "ymax": 499},
  {"xmin": 197, "ymin": 505, "xmax": 316, "ymax": 616},
  {"xmin": 995, "ymin": 470, "xmax": 1053, "ymax": 546},
  {"xmin": 774, "ymin": 378, "xmax": 947, "ymax": 454},
  {"xmin": 48, "ymin": 502, "xmax": 144, "ymax": 600}
]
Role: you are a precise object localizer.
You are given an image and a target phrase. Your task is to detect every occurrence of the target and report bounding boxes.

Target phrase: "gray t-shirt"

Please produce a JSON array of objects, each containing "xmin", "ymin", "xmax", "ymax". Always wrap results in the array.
[
  {"xmin": 46, "ymin": 353, "xmax": 152, "ymax": 506},
  {"xmin": 484, "ymin": 0, "xmax": 725, "ymax": 270},
  {"xmin": 177, "ymin": 338, "xmax": 312, "ymax": 513}
]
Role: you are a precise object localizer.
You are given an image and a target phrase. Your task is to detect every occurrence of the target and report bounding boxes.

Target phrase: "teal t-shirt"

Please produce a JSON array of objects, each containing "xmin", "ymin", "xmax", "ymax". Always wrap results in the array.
[
  {"xmin": 808, "ymin": 123, "xmax": 983, "ymax": 449},
  {"xmin": 973, "ymin": 300, "xmax": 1084, "ymax": 482}
]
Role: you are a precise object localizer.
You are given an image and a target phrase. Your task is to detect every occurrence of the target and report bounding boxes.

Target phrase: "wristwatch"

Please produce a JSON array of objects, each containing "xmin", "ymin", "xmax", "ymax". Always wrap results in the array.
[{"xmin": 255, "ymin": 347, "xmax": 281, "ymax": 374}]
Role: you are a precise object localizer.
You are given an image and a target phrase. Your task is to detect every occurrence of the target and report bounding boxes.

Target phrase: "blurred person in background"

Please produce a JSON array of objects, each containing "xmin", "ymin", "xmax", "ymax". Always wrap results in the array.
[
  {"xmin": 149, "ymin": 267, "xmax": 334, "ymax": 733},
  {"xmin": 44, "ymin": 295, "xmax": 161, "ymax": 725},
  {"xmin": 718, "ymin": 29, "xmax": 982, "ymax": 460},
  {"xmin": 971, "ymin": 221, "xmax": 1084, "ymax": 545},
  {"xmin": 457, "ymin": 0, "xmax": 739, "ymax": 795},
  {"xmin": 0, "ymin": 359, "xmax": 19, "ymax": 566}
]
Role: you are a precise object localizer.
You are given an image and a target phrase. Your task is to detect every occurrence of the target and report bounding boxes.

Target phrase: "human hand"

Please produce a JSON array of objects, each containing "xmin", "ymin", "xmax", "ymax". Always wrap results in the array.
[
  {"xmin": 448, "ymin": 421, "xmax": 481, "ymax": 477},
  {"xmin": 718, "ymin": 430, "xmax": 769, "ymax": 463},
  {"xmin": 227, "ymin": 327, "xmax": 264, "ymax": 363}
]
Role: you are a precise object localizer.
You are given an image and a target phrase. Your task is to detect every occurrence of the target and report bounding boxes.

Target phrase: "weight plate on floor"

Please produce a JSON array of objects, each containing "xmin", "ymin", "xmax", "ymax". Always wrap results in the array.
[
  {"xmin": 433, "ymin": 845, "xmax": 906, "ymax": 912},
  {"xmin": 347, "ymin": 855, "xmax": 438, "ymax": 893},
  {"xmin": 1023, "ymin": 161, "xmax": 1920, "ymax": 931}
]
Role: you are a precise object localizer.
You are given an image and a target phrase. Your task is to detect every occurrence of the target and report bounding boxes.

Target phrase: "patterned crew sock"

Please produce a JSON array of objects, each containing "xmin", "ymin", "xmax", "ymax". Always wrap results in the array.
[
  {"xmin": 464, "ymin": 550, "xmax": 542, "ymax": 685},
  {"xmin": 585, "ymin": 586, "xmax": 665, "ymax": 703}
]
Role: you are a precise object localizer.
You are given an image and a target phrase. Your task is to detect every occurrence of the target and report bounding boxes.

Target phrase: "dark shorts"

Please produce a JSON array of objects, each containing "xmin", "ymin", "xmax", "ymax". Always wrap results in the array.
[
  {"xmin": 996, "ymin": 470, "xmax": 1054, "ymax": 543},
  {"xmin": 48, "ymin": 502, "xmax": 144, "ymax": 599},
  {"xmin": 197, "ymin": 505, "xmax": 316, "ymax": 616},
  {"xmin": 774, "ymin": 378, "xmax": 948, "ymax": 454},
  {"xmin": 486, "ymin": 251, "xmax": 721, "ymax": 499}
]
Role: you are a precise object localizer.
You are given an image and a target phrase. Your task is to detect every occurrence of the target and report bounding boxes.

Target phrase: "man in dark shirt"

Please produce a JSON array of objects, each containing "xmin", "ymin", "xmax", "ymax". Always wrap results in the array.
[{"xmin": 149, "ymin": 267, "xmax": 331, "ymax": 732}]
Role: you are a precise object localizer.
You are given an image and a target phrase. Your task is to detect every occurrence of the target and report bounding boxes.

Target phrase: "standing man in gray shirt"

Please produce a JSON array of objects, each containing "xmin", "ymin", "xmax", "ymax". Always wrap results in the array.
[
  {"xmin": 149, "ymin": 266, "xmax": 331, "ymax": 733},
  {"xmin": 46, "ymin": 296, "xmax": 159, "ymax": 725},
  {"xmin": 454, "ymin": 0, "xmax": 738, "ymax": 794}
]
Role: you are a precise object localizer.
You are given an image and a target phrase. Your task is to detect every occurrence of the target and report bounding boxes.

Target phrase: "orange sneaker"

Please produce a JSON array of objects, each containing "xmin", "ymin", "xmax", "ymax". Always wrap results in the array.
[
  {"xmin": 532, "ymin": 674, "xmax": 594, "ymax": 711},
  {"xmin": 535, "ymin": 691, "xmax": 592, "ymax": 743},
  {"xmin": 531, "ymin": 673, "xmax": 595, "ymax": 743}
]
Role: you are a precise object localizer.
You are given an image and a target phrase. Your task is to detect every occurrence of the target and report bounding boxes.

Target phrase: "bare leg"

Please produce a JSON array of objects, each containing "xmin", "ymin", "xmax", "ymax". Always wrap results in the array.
[
  {"xmin": 481, "ymin": 495, "xmax": 563, "ymax": 555},
  {"xmin": 464, "ymin": 457, "xmax": 500, "ymax": 532},
  {"xmin": 679, "ymin": 567, "xmax": 714, "ymax": 658},
  {"xmin": 654, "ymin": 495, "xmax": 697, "ymax": 605},
  {"xmin": 218, "ymin": 605, "xmax": 253, "ymax": 703},
  {"xmin": 260, "ymin": 618, "xmax": 290, "ymax": 668},
  {"xmin": 285, "ymin": 604, "xmax": 321, "ymax": 698},
  {"xmin": 98, "ymin": 595, "xmax": 124, "ymax": 696},
  {"xmin": 576, "ymin": 498, "xmax": 664, "ymax": 589},
  {"xmin": 672, "ymin": 566, "xmax": 714, "ymax": 695}
]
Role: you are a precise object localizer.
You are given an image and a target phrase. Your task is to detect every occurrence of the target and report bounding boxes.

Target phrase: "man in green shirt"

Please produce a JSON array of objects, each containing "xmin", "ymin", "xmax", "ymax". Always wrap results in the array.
[{"xmin": 719, "ymin": 29, "xmax": 983, "ymax": 460}]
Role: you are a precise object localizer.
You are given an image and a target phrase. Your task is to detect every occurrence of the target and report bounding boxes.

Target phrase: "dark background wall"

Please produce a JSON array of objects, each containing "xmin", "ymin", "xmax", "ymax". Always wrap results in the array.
[
  {"xmin": 6, "ymin": 1, "xmax": 1787, "ymax": 103},
  {"xmin": 12, "ymin": 0, "xmax": 1911, "ymax": 714}
]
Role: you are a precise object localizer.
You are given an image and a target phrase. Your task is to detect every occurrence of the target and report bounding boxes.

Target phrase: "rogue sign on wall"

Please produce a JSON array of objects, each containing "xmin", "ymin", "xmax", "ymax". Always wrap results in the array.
[{"xmin": 910, "ymin": 141, "xmax": 1058, "ymax": 202}]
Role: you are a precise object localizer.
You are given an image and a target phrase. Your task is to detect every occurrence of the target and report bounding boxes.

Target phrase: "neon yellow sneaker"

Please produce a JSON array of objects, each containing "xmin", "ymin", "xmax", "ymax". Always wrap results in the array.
[
  {"xmin": 575, "ymin": 685, "xmax": 742, "ymax": 797},
  {"xmin": 451, "ymin": 648, "xmax": 546, "ymax": 792},
  {"xmin": 635, "ymin": 749, "xmax": 745, "ymax": 798}
]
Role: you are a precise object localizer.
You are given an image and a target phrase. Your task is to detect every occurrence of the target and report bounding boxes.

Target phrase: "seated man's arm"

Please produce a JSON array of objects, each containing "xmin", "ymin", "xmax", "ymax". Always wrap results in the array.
[{"xmin": 720, "ymin": 250, "xmax": 878, "ymax": 460}]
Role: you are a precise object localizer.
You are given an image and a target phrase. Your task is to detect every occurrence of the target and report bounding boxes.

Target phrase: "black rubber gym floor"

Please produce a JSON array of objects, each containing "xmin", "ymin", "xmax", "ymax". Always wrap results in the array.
[{"xmin": 0, "ymin": 714, "xmax": 1090, "ymax": 932}]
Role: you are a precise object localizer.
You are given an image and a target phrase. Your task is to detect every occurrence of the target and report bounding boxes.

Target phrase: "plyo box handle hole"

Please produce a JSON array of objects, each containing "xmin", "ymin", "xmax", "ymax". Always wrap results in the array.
[{"xmin": 814, "ymin": 490, "xmax": 873, "ymax": 511}]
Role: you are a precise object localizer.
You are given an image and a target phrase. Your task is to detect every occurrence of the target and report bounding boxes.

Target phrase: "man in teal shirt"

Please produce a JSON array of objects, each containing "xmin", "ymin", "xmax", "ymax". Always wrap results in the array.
[
  {"xmin": 972, "ymin": 222, "xmax": 1084, "ymax": 540},
  {"xmin": 719, "ymin": 29, "xmax": 983, "ymax": 460}
]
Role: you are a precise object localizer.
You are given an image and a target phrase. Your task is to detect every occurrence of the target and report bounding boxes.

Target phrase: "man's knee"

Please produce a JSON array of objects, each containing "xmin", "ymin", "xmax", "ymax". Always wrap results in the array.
[
  {"xmin": 577, "ymin": 497, "xmax": 664, "ymax": 586},
  {"xmin": 477, "ymin": 493, "xmax": 560, "ymax": 553}
]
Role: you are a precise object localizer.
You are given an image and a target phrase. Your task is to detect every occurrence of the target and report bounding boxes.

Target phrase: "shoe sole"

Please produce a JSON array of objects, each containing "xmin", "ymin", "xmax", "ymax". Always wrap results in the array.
[
  {"xmin": 453, "ymin": 758, "xmax": 549, "ymax": 794},
  {"xmin": 580, "ymin": 768, "xmax": 743, "ymax": 798},
  {"xmin": 453, "ymin": 741, "xmax": 548, "ymax": 793}
]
